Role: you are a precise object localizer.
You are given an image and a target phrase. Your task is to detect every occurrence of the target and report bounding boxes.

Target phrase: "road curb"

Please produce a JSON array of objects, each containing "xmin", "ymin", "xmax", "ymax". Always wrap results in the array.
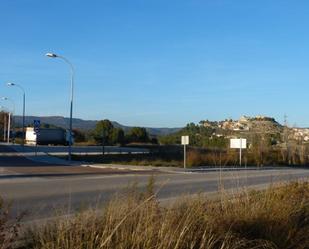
[{"xmin": 81, "ymin": 163, "xmax": 191, "ymax": 174}]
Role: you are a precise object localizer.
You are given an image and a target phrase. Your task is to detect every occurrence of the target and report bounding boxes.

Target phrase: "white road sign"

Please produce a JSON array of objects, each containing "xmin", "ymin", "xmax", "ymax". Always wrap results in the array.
[
  {"xmin": 181, "ymin": 135, "xmax": 189, "ymax": 145},
  {"xmin": 230, "ymin": 138, "xmax": 247, "ymax": 149}
]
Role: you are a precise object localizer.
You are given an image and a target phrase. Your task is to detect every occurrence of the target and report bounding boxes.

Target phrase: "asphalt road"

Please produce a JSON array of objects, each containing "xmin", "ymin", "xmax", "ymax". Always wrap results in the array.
[
  {"xmin": 0, "ymin": 144, "xmax": 56, "ymax": 167},
  {"xmin": 1, "ymin": 167, "xmax": 309, "ymax": 221},
  {"xmin": 0, "ymin": 145, "xmax": 309, "ymax": 222},
  {"xmin": 8, "ymin": 144, "xmax": 149, "ymax": 155},
  {"xmin": 0, "ymin": 145, "xmax": 148, "ymax": 177}
]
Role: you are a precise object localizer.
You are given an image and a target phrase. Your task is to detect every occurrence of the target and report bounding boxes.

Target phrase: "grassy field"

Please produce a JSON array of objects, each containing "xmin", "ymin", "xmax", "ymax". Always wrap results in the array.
[{"xmin": 1, "ymin": 180, "xmax": 309, "ymax": 249}]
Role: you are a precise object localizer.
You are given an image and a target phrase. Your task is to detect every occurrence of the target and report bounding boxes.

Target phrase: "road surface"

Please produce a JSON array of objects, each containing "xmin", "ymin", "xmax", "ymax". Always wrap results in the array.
[
  {"xmin": 0, "ymin": 144, "xmax": 149, "ymax": 176},
  {"xmin": 8, "ymin": 144, "xmax": 149, "ymax": 155},
  {"xmin": 0, "ymin": 144, "xmax": 309, "ymax": 221}
]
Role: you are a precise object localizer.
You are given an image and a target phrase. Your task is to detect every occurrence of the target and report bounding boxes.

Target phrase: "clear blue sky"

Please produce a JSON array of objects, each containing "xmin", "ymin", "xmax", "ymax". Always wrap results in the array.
[{"xmin": 1, "ymin": 0, "xmax": 309, "ymax": 127}]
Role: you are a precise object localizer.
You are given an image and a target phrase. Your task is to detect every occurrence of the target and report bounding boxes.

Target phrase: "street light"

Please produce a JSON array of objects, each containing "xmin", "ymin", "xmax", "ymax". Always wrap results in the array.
[
  {"xmin": 6, "ymin": 83, "xmax": 25, "ymax": 147},
  {"xmin": 46, "ymin": 52, "xmax": 74, "ymax": 161}
]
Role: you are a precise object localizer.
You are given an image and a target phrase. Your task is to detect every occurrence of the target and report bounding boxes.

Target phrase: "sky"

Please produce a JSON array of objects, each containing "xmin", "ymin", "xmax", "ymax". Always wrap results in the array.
[{"xmin": 1, "ymin": 0, "xmax": 309, "ymax": 128}]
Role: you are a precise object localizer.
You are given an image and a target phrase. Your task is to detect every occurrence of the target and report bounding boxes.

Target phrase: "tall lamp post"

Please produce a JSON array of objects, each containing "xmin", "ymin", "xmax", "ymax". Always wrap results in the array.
[
  {"xmin": 46, "ymin": 52, "xmax": 74, "ymax": 161},
  {"xmin": 6, "ymin": 83, "xmax": 25, "ymax": 147}
]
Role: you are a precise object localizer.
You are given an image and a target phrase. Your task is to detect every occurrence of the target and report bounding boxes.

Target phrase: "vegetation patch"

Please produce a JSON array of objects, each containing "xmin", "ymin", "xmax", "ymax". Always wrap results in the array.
[
  {"xmin": 0, "ymin": 197, "xmax": 25, "ymax": 249},
  {"xmin": 4, "ymin": 181, "xmax": 309, "ymax": 249},
  {"xmin": 68, "ymin": 145, "xmax": 182, "ymax": 166}
]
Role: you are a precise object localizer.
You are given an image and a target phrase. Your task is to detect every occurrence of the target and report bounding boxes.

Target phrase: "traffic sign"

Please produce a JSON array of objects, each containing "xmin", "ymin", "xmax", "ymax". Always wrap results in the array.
[
  {"xmin": 230, "ymin": 138, "xmax": 247, "ymax": 167},
  {"xmin": 33, "ymin": 119, "xmax": 40, "ymax": 128},
  {"xmin": 230, "ymin": 138, "xmax": 247, "ymax": 149},
  {"xmin": 181, "ymin": 136, "xmax": 189, "ymax": 145},
  {"xmin": 33, "ymin": 120, "xmax": 41, "ymax": 135}
]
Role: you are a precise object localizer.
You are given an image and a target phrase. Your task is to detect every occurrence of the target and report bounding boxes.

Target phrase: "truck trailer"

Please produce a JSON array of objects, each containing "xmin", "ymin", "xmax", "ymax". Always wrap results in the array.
[{"xmin": 26, "ymin": 127, "xmax": 73, "ymax": 145}]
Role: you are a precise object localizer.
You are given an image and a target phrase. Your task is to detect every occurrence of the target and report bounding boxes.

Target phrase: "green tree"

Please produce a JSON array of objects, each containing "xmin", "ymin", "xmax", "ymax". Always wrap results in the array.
[
  {"xmin": 92, "ymin": 119, "xmax": 114, "ymax": 145},
  {"xmin": 159, "ymin": 122, "xmax": 215, "ymax": 146},
  {"xmin": 73, "ymin": 129, "xmax": 86, "ymax": 143},
  {"xmin": 127, "ymin": 127, "xmax": 149, "ymax": 143},
  {"xmin": 110, "ymin": 128, "xmax": 125, "ymax": 145},
  {"xmin": 159, "ymin": 134, "xmax": 180, "ymax": 145}
]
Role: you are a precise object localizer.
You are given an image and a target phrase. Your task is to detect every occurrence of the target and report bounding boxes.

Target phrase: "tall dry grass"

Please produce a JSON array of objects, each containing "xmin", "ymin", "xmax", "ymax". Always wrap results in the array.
[
  {"xmin": 0, "ymin": 197, "xmax": 25, "ymax": 249},
  {"xmin": 17, "ymin": 180, "xmax": 309, "ymax": 249}
]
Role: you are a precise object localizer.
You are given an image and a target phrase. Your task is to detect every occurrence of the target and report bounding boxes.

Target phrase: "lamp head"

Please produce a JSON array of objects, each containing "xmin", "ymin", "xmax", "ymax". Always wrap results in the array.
[
  {"xmin": 45, "ymin": 53, "xmax": 58, "ymax": 58},
  {"xmin": 7, "ymin": 82, "xmax": 15, "ymax": 86}
]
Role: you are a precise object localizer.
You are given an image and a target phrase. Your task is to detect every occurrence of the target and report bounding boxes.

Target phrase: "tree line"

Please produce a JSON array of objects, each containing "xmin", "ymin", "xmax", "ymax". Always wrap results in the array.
[
  {"xmin": 74, "ymin": 119, "xmax": 153, "ymax": 145},
  {"xmin": 0, "ymin": 114, "xmax": 154, "ymax": 145}
]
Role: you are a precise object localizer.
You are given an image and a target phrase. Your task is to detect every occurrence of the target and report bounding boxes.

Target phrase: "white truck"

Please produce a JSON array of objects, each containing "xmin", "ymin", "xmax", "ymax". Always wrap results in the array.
[{"xmin": 26, "ymin": 127, "xmax": 74, "ymax": 145}]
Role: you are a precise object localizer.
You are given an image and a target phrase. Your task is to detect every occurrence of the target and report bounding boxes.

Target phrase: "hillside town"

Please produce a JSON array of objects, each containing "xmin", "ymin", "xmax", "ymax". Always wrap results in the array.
[{"xmin": 200, "ymin": 115, "xmax": 309, "ymax": 143}]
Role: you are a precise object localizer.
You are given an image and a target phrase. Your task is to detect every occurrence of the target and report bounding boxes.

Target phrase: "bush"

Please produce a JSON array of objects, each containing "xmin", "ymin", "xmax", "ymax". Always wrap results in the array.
[
  {"xmin": 186, "ymin": 149, "xmax": 238, "ymax": 167},
  {"xmin": 186, "ymin": 150, "xmax": 205, "ymax": 167}
]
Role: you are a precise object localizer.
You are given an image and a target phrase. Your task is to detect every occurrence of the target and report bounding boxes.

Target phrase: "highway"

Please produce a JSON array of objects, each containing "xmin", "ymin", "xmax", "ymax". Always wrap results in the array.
[{"xmin": 0, "ymin": 145, "xmax": 309, "ymax": 221}]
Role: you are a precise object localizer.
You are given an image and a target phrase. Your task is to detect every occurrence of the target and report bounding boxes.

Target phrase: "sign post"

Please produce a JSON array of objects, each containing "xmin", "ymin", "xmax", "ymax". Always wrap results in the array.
[
  {"xmin": 33, "ymin": 120, "xmax": 40, "ymax": 156},
  {"xmin": 240, "ymin": 138, "xmax": 242, "ymax": 166},
  {"xmin": 181, "ymin": 135, "xmax": 189, "ymax": 169},
  {"xmin": 7, "ymin": 112, "xmax": 11, "ymax": 144},
  {"xmin": 230, "ymin": 138, "xmax": 247, "ymax": 167}
]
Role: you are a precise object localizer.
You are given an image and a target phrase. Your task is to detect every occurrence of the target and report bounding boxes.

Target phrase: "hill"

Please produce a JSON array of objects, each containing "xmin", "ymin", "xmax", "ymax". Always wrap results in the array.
[
  {"xmin": 201, "ymin": 115, "xmax": 284, "ymax": 134},
  {"xmin": 12, "ymin": 115, "xmax": 181, "ymax": 136}
]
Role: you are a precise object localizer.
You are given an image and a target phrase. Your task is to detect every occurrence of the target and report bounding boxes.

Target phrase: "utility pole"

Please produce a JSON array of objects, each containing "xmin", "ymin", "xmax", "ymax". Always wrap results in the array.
[
  {"xmin": 284, "ymin": 114, "xmax": 290, "ymax": 164},
  {"xmin": 239, "ymin": 138, "xmax": 242, "ymax": 167},
  {"xmin": 3, "ymin": 114, "xmax": 6, "ymax": 141},
  {"xmin": 184, "ymin": 143, "xmax": 187, "ymax": 169},
  {"xmin": 102, "ymin": 129, "xmax": 106, "ymax": 156},
  {"xmin": 7, "ymin": 112, "xmax": 11, "ymax": 143},
  {"xmin": 46, "ymin": 53, "xmax": 74, "ymax": 161}
]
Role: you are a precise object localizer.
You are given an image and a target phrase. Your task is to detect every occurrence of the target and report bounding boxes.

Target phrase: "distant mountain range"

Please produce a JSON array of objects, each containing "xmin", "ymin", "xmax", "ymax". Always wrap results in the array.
[{"xmin": 13, "ymin": 115, "xmax": 182, "ymax": 136}]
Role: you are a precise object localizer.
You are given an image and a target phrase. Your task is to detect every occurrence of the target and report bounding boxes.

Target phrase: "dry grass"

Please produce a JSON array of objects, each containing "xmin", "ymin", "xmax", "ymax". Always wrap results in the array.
[
  {"xmin": 14, "ymin": 180, "xmax": 309, "ymax": 249},
  {"xmin": 70, "ymin": 153, "xmax": 183, "ymax": 167},
  {"xmin": 0, "ymin": 197, "xmax": 25, "ymax": 249}
]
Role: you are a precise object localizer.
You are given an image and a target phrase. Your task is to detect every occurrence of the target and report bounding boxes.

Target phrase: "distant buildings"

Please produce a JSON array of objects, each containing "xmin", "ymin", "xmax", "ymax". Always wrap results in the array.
[
  {"xmin": 291, "ymin": 128, "xmax": 309, "ymax": 142},
  {"xmin": 200, "ymin": 115, "xmax": 309, "ymax": 145}
]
